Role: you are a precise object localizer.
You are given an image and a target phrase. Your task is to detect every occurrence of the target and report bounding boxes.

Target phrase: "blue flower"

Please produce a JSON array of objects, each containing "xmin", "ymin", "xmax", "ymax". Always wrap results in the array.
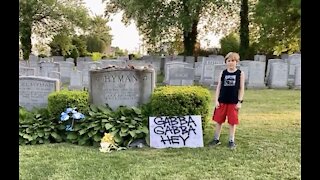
[
  {"xmin": 66, "ymin": 108, "xmax": 73, "ymax": 113},
  {"xmin": 60, "ymin": 112, "xmax": 70, "ymax": 121},
  {"xmin": 60, "ymin": 107, "xmax": 85, "ymax": 131},
  {"xmin": 72, "ymin": 112, "xmax": 84, "ymax": 120}
]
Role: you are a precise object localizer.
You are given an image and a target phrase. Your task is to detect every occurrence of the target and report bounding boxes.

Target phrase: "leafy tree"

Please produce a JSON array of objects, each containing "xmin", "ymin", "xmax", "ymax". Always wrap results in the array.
[
  {"xmin": 19, "ymin": 0, "xmax": 90, "ymax": 60},
  {"xmin": 72, "ymin": 36, "xmax": 88, "ymax": 57},
  {"xmin": 86, "ymin": 36, "xmax": 107, "ymax": 53},
  {"xmin": 49, "ymin": 33, "xmax": 88, "ymax": 59},
  {"xmin": 252, "ymin": 0, "xmax": 300, "ymax": 55},
  {"xmin": 49, "ymin": 32, "xmax": 73, "ymax": 56},
  {"xmin": 167, "ymin": 34, "xmax": 184, "ymax": 55},
  {"xmin": 114, "ymin": 47, "xmax": 127, "ymax": 57},
  {"xmin": 88, "ymin": 15, "xmax": 112, "ymax": 46},
  {"xmin": 68, "ymin": 46, "xmax": 79, "ymax": 60},
  {"xmin": 104, "ymin": 0, "xmax": 238, "ymax": 58},
  {"xmin": 34, "ymin": 40, "xmax": 50, "ymax": 57},
  {"xmin": 83, "ymin": 15, "xmax": 112, "ymax": 53},
  {"xmin": 219, "ymin": 32, "xmax": 240, "ymax": 56}
]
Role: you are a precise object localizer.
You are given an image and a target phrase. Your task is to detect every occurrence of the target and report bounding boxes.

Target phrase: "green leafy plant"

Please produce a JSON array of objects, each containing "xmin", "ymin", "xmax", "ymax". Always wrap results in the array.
[
  {"xmin": 74, "ymin": 105, "xmax": 114, "ymax": 146},
  {"xmin": 19, "ymin": 107, "xmax": 62, "ymax": 145},
  {"xmin": 108, "ymin": 106, "xmax": 149, "ymax": 146},
  {"xmin": 84, "ymin": 105, "xmax": 149, "ymax": 147},
  {"xmin": 19, "ymin": 106, "xmax": 34, "ymax": 124}
]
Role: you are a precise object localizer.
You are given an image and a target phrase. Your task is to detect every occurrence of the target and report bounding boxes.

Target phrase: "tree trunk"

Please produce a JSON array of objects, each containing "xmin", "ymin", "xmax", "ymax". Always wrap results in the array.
[
  {"xmin": 20, "ymin": 23, "xmax": 32, "ymax": 60},
  {"xmin": 239, "ymin": 0, "xmax": 249, "ymax": 60},
  {"xmin": 183, "ymin": 20, "xmax": 198, "ymax": 61}
]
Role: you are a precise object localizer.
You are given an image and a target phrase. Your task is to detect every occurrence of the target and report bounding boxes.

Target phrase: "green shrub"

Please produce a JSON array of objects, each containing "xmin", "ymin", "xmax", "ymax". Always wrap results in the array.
[
  {"xmin": 47, "ymin": 90, "xmax": 89, "ymax": 119},
  {"xmin": 219, "ymin": 33, "xmax": 240, "ymax": 56},
  {"xmin": 19, "ymin": 107, "xmax": 62, "ymax": 145},
  {"xmin": 150, "ymin": 86, "xmax": 211, "ymax": 131},
  {"xmin": 91, "ymin": 52, "xmax": 102, "ymax": 61}
]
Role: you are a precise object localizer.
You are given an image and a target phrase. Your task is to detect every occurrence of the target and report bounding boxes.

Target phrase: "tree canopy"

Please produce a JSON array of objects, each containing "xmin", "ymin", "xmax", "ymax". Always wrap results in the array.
[
  {"xmin": 85, "ymin": 15, "xmax": 112, "ymax": 53},
  {"xmin": 19, "ymin": 0, "xmax": 90, "ymax": 59},
  {"xmin": 104, "ymin": 0, "xmax": 238, "ymax": 57},
  {"xmin": 251, "ymin": 0, "xmax": 300, "ymax": 55}
]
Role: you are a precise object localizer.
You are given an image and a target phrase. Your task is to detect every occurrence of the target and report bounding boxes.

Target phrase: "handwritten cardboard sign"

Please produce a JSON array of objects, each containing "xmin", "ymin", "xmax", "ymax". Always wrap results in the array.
[{"xmin": 149, "ymin": 115, "xmax": 203, "ymax": 148}]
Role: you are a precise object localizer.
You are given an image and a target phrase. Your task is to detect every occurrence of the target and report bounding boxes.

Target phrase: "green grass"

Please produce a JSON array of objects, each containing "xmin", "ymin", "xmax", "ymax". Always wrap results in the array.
[{"xmin": 19, "ymin": 89, "xmax": 301, "ymax": 180}]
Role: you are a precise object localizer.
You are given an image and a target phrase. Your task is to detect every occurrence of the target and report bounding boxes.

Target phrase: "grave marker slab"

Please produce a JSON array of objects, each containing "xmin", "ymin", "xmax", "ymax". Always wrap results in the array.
[
  {"xmin": 19, "ymin": 76, "xmax": 60, "ymax": 110},
  {"xmin": 89, "ymin": 68, "xmax": 155, "ymax": 110}
]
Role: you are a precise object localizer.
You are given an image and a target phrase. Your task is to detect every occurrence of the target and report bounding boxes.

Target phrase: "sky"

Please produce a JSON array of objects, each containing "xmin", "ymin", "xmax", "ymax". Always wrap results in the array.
[
  {"xmin": 84, "ymin": 0, "xmax": 141, "ymax": 52},
  {"xmin": 83, "ymin": 0, "xmax": 220, "ymax": 52}
]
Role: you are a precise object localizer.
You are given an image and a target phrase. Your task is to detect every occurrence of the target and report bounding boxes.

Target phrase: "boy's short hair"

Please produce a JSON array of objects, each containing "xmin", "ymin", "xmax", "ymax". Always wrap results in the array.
[{"xmin": 225, "ymin": 52, "xmax": 240, "ymax": 63}]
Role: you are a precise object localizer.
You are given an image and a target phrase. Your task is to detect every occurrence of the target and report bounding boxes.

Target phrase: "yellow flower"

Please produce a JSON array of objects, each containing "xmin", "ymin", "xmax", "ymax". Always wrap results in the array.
[{"xmin": 101, "ymin": 133, "xmax": 115, "ymax": 144}]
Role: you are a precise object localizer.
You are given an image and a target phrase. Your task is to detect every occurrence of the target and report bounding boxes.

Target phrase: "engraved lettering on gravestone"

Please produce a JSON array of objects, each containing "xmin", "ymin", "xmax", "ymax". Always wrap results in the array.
[
  {"xmin": 19, "ymin": 80, "xmax": 56, "ymax": 108},
  {"xmin": 90, "ymin": 69, "xmax": 155, "ymax": 110},
  {"xmin": 101, "ymin": 74, "xmax": 145, "ymax": 101}
]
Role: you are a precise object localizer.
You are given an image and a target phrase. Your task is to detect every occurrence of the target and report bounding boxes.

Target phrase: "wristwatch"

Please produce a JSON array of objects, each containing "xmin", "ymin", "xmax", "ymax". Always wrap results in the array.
[{"xmin": 238, "ymin": 100, "xmax": 243, "ymax": 103}]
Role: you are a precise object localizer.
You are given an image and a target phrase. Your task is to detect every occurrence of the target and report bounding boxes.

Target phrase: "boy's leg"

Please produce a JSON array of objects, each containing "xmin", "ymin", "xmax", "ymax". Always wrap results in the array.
[
  {"xmin": 226, "ymin": 104, "xmax": 238, "ymax": 149},
  {"xmin": 228, "ymin": 125, "xmax": 236, "ymax": 149},
  {"xmin": 212, "ymin": 104, "xmax": 227, "ymax": 130},
  {"xmin": 209, "ymin": 104, "xmax": 227, "ymax": 146},
  {"xmin": 228, "ymin": 119, "xmax": 237, "ymax": 149},
  {"xmin": 214, "ymin": 123, "xmax": 223, "ymax": 140},
  {"xmin": 209, "ymin": 122, "xmax": 223, "ymax": 146},
  {"xmin": 228, "ymin": 124, "xmax": 236, "ymax": 142}
]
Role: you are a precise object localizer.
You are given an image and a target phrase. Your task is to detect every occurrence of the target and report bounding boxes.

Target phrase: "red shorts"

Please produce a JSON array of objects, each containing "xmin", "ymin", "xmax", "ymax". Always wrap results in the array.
[{"xmin": 212, "ymin": 103, "xmax": 239, "ymax": 125}]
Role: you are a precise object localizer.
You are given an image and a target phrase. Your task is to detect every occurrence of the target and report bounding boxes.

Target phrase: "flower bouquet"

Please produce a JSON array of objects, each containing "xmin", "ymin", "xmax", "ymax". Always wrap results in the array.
[{"xmin": 60, "ymin": 107, "xmax": 85, "ymax": 131}]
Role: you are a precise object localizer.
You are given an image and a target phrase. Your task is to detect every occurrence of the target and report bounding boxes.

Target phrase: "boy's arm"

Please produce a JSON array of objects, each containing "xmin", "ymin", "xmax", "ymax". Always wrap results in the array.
[
  {"xmin": 215, "ymin": 71, "xmax": 223, "ymax": 105},
  {"xmin": 238, "ymin": 71, "xmax": 245, "ymax": 101}
]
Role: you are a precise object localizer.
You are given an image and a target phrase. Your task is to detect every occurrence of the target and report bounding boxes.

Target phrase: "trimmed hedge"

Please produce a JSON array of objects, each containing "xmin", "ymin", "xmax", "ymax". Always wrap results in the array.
[
  {"xmin": 150, "ymin": 86, "xmax": 211, "ymax": 130},
  {"xmin": 47, "ymin": 90, "xmax": 89, "ymax": 119}
]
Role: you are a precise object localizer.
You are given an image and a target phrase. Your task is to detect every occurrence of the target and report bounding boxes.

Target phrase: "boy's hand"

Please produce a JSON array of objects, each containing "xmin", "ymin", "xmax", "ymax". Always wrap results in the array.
[
  {"xmin": 215, "ymin": 101, "xmax": 220, "ymax": 108},
  {"xmin": 235, "ymin": 102, "xmax": 242, "ymax": 110}
]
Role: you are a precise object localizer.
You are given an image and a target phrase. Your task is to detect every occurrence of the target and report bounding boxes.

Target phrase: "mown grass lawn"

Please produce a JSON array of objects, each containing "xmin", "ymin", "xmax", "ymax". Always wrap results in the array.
[{"xmin": 19, "ymin": 89, "xmax": 301, "ymax": 180}]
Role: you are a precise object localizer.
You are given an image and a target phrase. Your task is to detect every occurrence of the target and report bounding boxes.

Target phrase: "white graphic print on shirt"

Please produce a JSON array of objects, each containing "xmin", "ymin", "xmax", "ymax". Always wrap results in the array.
[{"xmin": 224, "ymin": 75, "xmax": 236, "ymax": 86}]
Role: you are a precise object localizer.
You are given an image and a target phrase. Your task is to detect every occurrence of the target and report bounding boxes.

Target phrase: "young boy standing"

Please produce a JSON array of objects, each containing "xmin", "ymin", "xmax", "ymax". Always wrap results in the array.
[{"xmin": 209, "ymin": 52, "xmax": 245, "ymax": 149}]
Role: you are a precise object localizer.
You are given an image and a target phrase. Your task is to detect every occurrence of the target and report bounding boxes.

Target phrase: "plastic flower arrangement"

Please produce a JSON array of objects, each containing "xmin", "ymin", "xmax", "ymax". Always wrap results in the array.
[
  {"xmin": 60, "ymin": 107, "xmax": 85, "ymax": 131},
  {"xmin": 99, "ymin": 133, "xmax": 126, "ymax": 153}
]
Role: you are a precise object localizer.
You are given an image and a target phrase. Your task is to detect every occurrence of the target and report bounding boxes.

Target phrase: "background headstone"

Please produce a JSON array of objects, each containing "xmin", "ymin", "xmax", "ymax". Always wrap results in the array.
[
  {"xmin": 267, "ymin": 62, "xmax": 289, "ymax": 89},
  {"xmin": 19, "ymin": 76, "xmax": 60, "ymax": 110}
]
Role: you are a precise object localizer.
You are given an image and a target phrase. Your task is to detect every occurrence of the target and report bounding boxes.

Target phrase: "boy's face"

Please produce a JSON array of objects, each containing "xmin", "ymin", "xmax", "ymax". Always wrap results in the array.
[{"xmin": 226, "ymin": 58, "xmax": 237, "ymax": 69}]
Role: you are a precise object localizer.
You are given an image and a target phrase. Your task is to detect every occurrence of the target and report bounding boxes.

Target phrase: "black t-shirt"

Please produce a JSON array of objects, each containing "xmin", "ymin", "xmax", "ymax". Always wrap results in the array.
[{"xmin": 218, "ymin": 69, "xmax": 241, "ymax": 104}]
